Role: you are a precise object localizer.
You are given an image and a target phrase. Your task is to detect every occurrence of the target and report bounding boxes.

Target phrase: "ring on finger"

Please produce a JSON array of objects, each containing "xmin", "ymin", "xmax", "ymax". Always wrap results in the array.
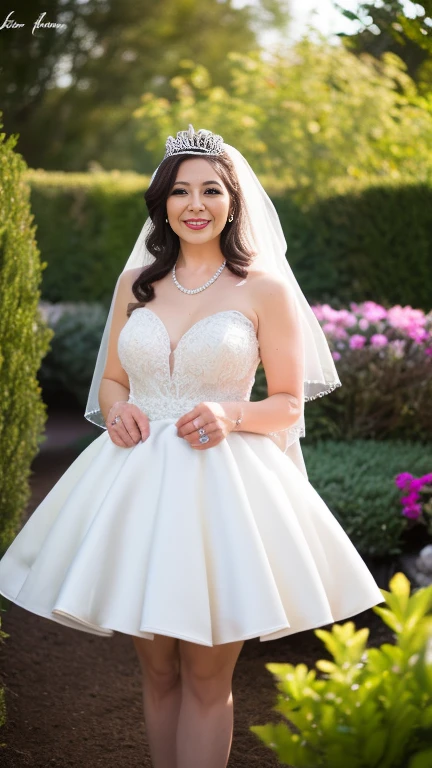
[{"xmin": 111, "ymin": 415, "xmax": 122, "ymax": 426}]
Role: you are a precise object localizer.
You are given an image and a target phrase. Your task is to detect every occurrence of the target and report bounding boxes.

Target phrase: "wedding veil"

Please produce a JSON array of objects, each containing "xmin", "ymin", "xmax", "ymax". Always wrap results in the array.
[{"xmin": 84, "ymin": 125, "xmax": 342, "ymax": 466}]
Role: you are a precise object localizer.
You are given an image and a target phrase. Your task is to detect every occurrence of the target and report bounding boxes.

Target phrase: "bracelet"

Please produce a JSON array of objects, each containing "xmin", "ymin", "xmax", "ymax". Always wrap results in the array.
[{"xmin": 234, "ymin": 410, "xmax": 243, "ymax": 430}]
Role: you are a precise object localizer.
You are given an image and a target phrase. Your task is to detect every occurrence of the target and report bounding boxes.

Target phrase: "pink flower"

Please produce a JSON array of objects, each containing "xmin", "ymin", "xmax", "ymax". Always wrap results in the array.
[
  {"xmin": 349, "ymin": 334, "xmax": 367, "ymax": 349},
  {"xmin": 358, "ymin": 318, "xmax": 369, "ymax": 331},
  {"xmin": 387, "ymin": 305, "xmax": 426, "ymax": 333},
  {"xmin": 370, "ymin": 333, "xmax": 388, "ymax": 348},
  {"xmin": 403, "ymin": 504, "xmax": 422, "ymax": 520},
  {"xmin": 322, "ymin": 322, "xmax": 337, "ymax": 335},
  {"xmin": 360, "ymin": 301, "xmax": 388, "ymax": 323},
  {"xmin": 332, "ymin": 351, "xmax": 341, "ymax": 361}
]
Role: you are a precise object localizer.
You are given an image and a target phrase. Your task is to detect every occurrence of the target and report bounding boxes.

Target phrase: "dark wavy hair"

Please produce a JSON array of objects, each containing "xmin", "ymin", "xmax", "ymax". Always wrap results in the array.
[{"xmin": 127, "ymin": 151, "xmax": 257, "ymax": 316}]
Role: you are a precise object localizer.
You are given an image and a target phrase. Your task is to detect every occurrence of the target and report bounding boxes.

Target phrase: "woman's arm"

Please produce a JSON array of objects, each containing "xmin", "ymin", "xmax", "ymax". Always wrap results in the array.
[
  {"xmin": 98, "ymin": 267, "xmax": 150, "ymax": 444},
  {"xmin": 222, "ymin": 273, "xmax": 305, "ymax": 435}
]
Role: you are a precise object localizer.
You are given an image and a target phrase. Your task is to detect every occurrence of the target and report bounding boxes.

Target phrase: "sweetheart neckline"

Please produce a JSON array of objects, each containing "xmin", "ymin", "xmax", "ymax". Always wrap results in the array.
[{"xmin": 138, "ymin": 307, "xmax": 258, "ymax": 354}]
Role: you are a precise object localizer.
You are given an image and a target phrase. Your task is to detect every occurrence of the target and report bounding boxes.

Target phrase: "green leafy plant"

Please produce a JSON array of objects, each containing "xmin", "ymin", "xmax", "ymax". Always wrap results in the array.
[{"xmin": 251, "ymin": 572, "xmax": 432, "ymax": 767}]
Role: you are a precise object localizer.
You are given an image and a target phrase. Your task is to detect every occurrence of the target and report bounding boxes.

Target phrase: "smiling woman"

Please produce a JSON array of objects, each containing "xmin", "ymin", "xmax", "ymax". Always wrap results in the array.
[{"xmin": 0, "ymin": 125, "xmax": 384, "ymax": 768}]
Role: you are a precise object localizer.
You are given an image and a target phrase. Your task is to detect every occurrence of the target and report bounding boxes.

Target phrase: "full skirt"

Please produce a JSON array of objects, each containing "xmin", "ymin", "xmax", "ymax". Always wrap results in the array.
[{"xmin": 0, "ymin": 420, "xmax": 385, "ymax": 646}]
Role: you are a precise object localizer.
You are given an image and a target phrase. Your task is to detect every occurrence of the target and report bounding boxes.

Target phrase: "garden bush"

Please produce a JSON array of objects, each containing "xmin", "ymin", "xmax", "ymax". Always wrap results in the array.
[
  {"xmin": 37, "ymin": 302, "xmax": 108, "ymax": 407},
  {"xmin": 251, "ymin": 572, "xmax": 432, "ymax": 768},
  {"xmin": 302, "ymin": 439, "xmax": 432, "ymax": 558},
  {"xmin": 0, "ymin": 119, "xmax": 53, "ymax": 554},
  {"xmin": 254, "ymin": 300, "xmax": 432, "ymax": 443},
  {"xmin": 25, "ymin": 170, "xmax": 432, "ymax": 312},
  {"xmin": 25, "ymin": 169, "xmax": 148, "ymax": 304}
]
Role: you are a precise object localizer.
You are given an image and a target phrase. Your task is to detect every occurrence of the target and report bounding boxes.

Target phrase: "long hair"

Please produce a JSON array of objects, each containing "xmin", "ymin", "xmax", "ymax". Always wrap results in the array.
[{"xmin": 127, "ymin": 152, "xmax": 257, "ymax": 316}]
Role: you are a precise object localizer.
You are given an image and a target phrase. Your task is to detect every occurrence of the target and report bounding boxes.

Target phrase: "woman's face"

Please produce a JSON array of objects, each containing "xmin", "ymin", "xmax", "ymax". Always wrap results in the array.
[{"xmin": 166, "ymin": 157, "xmax": 232, "ymax": 244}]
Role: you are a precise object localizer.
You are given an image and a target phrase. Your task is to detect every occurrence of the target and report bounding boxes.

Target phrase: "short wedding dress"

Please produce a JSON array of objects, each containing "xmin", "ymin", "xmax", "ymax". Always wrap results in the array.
[{"xmin": 0, "ymin": 307, "xmax": 385, "ymax": 645}]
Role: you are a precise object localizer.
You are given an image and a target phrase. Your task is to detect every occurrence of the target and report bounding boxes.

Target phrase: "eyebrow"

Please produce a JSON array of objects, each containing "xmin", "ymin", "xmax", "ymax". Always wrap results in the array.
[{"xmin": 172, "ymin": 180, "xmax": 223, "ymax": 187}]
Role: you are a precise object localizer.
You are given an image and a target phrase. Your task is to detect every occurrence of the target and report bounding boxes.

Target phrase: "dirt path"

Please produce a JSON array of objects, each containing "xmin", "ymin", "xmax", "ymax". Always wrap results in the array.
[{"xmin": 0, "ymin": 414, "xmax": 394, "ymax": 767}]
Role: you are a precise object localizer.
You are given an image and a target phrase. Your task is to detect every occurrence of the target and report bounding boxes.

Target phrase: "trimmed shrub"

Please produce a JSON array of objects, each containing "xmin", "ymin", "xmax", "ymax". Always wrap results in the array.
[
  {"xmin": 0, "ymin": 119, "xmax": 53, "ymax": 554},
  {"xmin": 302, "ymin": 440, "xmax": 432, "ymax": 558},
  {"xmin": 25, "ymin": 169, "xmax": 148, "ymax": 305}
]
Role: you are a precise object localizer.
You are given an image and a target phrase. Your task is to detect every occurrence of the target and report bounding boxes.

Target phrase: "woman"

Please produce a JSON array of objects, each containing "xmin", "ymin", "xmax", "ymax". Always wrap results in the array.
[{"xmin": 0, "ymin": 125, "xmax": 385, "ymax": 768}]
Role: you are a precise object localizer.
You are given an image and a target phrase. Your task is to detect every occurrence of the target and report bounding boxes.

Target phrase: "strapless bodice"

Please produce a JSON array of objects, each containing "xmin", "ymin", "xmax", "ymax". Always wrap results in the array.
[{"xmin": 117, "ymin": 308, "xmax": 261, "ymax": 420}]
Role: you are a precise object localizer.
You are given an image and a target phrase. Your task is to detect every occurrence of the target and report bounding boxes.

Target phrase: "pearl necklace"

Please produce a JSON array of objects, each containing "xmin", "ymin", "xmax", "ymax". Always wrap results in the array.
[{"xmin": 172, "ymin": 259, "xmax": 227, "ymax": 294}]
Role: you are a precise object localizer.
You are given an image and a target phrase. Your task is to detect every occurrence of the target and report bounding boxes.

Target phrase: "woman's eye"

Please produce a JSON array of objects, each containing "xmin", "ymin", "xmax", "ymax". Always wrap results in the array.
[{"xmin": 171, "ymin": 188, "xmax": 221, "ymax": 195}]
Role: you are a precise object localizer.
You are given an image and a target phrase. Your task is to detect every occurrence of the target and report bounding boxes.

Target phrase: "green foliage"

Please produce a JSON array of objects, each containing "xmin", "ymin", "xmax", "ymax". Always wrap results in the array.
[
  {"xmin": 0, "ymin": 118, "xmax": 53, "ymax": 554},
  {"xmin": 0, "ymin": 0, "xmax": 279, "ymax": 171},
  {"xmin": 251, "ymin": 572, "xmax": 432, "ymax": 768},
  {"xmin": 337, "ymin": 1, "xmax": 432, "ymax": 90},
  {"xmin": 26, "ymin": 169, "xmax": 149, "ymax": 304},
  {"xmin": 38, "ymin": 303, "xmax": 108, "ymax": 406},
  {"xmin": 301, "ymin": 440, "xmax": 432, "ymax": 557},
  {"xmin": 284, "ymin": 177, "xmax": 432, "ymax": 311},
  {"xmin": 134, "ymin": 42, "xmax": 432, "ymax": 189},
  {"xmin": 0, "ymin": 610, "xmax": 9, "ymax": 735}
]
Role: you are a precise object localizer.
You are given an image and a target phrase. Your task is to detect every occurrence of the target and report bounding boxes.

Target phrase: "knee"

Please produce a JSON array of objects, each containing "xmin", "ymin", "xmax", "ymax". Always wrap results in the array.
[
  {"xmin": 140, "ymin": 658, "xmax": 180, "ymax": 697},
  {"xmin": 180, "ymin": 661, "xmax": 232, "ymax": 707}
]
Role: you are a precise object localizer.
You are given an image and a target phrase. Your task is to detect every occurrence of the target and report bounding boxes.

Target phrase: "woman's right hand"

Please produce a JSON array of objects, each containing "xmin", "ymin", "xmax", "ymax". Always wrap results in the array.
[{"xmin": 106, "ymin": 401, "xmax": 150, "ymax": 447}]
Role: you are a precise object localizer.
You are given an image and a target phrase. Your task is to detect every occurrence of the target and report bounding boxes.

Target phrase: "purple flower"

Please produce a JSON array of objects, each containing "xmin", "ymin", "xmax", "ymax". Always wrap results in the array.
[
  {"xmin": 395, "ymin": 472, "xmax": 414, "ymax": 489},
  {"xmin": 401, "ymin": 492, "xmax": 419, "ymax": 505},
  {"xmin": 402, "ymin": 504, "xmax": 422, "ymax": 520}
]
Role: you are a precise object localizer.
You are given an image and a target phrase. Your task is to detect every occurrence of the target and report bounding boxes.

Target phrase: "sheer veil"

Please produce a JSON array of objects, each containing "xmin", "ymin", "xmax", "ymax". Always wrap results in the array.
[{"xmin": 84, "ymin": 126, "xmax": 342, "ymax": 476}]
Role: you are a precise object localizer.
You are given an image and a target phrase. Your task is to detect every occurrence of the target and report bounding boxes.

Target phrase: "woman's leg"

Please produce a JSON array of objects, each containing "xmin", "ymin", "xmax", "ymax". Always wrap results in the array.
[
  {"xmin": 132, "ymin": 633, "xmax": 181, "ymax": 768},
  {"xmin": 177, "ymin": 638, "xmax": 244, "ymax": 768}
]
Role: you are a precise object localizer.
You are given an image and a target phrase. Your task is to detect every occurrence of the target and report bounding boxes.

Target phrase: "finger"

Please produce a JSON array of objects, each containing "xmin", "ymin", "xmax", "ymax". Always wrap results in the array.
[
  {"xmin": 114, "ymin": 424, "xmax": 136, "ymax": 447},
  {"xmin": 178, "ymin": 415, "xmax": 208, "ymax": 438},
  {"xmin": 183, "ymin": 423, "xmax": 219, "ymax": 446},
  {"xmin": 108, "ymin": 428, "xmax": 129, "ymax": 448},
  {"xmin": 119, "ymin": 415, "xmax": 143, "ymax": 445},
  {"xmin": 131, "ymin": 408, "xmax": 151, "ymax": 441},
  {"xmin": 175, "ymin": 406, "xmax": 200, "ymax": 431}
]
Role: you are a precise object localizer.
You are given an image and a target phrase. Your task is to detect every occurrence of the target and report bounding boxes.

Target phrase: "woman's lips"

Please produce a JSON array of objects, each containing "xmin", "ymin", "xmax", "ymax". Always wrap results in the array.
[{"xmin": 184, "ymin": 220, "xmax": 210, "ymax": 230}]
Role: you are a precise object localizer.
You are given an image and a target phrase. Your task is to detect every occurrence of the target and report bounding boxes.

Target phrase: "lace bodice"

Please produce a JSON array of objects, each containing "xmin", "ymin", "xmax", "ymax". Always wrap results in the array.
[{"xmin": 117, "ymin": 308, "xmax": 261, "ymax": 420}]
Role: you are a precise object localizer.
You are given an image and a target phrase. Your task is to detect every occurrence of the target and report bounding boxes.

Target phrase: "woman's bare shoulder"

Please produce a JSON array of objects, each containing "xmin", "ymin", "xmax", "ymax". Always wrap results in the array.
[{"xmin": 247, "ymin": 268, "xmax": 292, "ymax": 307}]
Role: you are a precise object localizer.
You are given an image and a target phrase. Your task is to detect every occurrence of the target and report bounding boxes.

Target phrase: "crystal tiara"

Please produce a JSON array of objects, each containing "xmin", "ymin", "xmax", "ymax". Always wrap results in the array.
[{"xmin": 163, "ymin": 124, "xmax": 225, "ymax": 160}]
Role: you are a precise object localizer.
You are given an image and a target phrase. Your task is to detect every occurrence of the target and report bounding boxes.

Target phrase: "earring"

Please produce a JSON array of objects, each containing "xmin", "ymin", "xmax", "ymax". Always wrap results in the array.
[
  {"xmin": 228, "ymin": 213, "xmax": 234, "ymax": 222},
  {"xmin": 165, "ymin": 217, "xmax": 168, "ymax": 223}
]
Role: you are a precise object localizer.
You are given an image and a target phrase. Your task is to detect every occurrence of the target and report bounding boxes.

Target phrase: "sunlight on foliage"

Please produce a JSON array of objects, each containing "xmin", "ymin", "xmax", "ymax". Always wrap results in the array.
[{"xmin": 251, "ymin": 572, "xmax": 432, "ymax": 767}]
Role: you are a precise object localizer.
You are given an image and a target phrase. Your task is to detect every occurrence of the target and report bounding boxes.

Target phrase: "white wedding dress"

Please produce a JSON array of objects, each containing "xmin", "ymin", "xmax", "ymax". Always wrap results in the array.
[{"xmin": 0, "ymin": 307, "xmax": 385, "ymax": 645}]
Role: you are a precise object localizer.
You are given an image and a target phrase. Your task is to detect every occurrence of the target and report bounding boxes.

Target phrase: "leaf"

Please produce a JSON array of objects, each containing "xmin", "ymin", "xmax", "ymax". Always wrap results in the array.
[{"xmin": 408, "ymin": 749, "xmax": 432, "ymax": 768}]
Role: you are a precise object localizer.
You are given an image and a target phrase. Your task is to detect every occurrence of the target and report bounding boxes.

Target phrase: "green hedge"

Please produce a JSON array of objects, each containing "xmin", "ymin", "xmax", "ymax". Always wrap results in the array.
[
  {"xmin": 0, "ymin": 124, "xmax": 53, "ymax": 554},
  {"xmin": 280, "ymin": 176, "xmax": 432, "ymax": 310},
  {"xmin": 26, "ymin": 169, "xmax": 149, "ymax": 305},
  {"xmin": 302, "ymin": 439, "xmax": 432, "ymax": 558},
  {"xmin": 26, "ymin": 170, "xmax": 432, "ymax": 311}
]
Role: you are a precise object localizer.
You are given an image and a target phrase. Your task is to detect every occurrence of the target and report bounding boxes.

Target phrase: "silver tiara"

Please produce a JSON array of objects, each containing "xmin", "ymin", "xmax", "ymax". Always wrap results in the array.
[{"xmin": 163, "ymin": 124, "xmax": 225, "ymax": 160}]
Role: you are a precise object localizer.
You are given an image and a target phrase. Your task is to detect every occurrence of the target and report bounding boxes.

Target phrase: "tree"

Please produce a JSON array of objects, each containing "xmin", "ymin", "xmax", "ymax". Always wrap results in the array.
[
  {"xmin": 335, "ymin": 1, "xmax": 432, "ymax": 91},
  {"xmin": 0, "ymin": 0, "xmax": 291, "ymax": 171},
  {"xmin": 133, "ymin": 41, "xmax": 432, "ymax": 192}
]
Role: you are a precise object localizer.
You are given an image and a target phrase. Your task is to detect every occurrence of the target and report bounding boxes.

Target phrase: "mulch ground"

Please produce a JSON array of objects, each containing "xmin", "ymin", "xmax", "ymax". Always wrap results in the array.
[{"xmin": 0, "ymin": 418, "xmax": 395, "ymax": 768}]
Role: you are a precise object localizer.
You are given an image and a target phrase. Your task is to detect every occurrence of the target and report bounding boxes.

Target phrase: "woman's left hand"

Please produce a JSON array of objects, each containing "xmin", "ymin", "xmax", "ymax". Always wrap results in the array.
[{"xmin": 175, "ymin": 402, "xmax": 236, "ymax": 450}]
